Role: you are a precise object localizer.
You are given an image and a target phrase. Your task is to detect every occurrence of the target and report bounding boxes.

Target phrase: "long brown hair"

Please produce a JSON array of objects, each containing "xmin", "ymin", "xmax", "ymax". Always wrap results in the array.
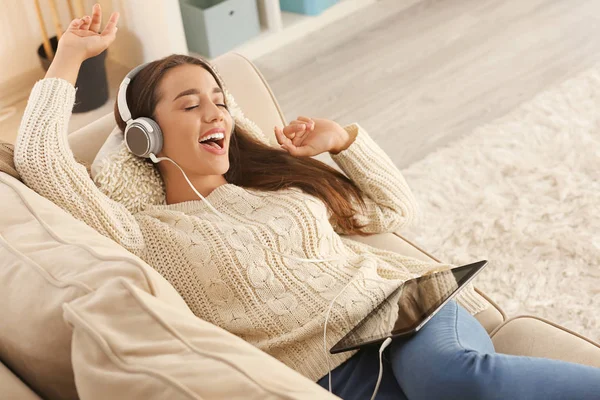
[{"xmin": 114, "ymin": 54, "xmax": 369, "ymax": 235}]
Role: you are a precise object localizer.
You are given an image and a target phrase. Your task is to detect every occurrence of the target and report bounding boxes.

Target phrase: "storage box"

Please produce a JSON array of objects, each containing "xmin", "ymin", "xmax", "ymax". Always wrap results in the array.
[
  {"xmin": 279, "ymin": 0, "xmax": 339, "ymax": 16},
  {"xmin": 179, "ymin": 0, "xmax": 261, "ymax": 58}
]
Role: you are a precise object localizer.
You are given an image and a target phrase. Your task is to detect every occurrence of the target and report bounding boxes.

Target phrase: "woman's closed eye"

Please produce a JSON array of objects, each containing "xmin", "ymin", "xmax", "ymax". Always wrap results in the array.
[{"xmin": 185, "ymin": 104, "xmax": 228, "ymax": 111}]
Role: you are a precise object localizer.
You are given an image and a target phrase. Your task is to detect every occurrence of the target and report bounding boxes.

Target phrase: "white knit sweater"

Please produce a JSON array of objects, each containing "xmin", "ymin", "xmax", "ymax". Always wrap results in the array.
[{"xmin": 15, "ymin": 78, "xmax": 490, "ymax": 382}]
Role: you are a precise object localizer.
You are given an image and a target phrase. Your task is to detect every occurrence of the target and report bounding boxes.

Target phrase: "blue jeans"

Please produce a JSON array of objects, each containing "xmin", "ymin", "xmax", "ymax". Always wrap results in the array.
[{"xmin": 317, "ymin": 300, "xmax": 600, "ymax": 399}]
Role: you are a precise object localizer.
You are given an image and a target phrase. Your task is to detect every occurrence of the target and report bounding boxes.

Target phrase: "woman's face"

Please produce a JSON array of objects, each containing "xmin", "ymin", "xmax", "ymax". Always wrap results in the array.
[{"xmin": 153, "ymin": 64, "xmax": 233, "ymax": 177}]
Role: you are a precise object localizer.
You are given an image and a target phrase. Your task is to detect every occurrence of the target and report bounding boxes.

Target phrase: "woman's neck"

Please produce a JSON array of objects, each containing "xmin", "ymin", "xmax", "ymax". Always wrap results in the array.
[{"xmin": 163, "ymin": 170, "xmax": 227, "ymax": 205}]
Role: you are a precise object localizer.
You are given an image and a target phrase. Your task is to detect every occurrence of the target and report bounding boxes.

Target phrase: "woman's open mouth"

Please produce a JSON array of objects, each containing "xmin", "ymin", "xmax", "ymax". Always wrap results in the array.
[{"xmin": 198, "ymin": 132, "xmax": 226, "ymax": 155}]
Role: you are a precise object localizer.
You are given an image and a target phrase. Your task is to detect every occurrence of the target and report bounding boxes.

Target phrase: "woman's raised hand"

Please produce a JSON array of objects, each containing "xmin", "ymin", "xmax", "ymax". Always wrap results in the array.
[
  {"xmin": 57, "ymin": 3, "xmax": 119, "ymax": 64},
  {"xmin": 274, "ymin": 116, "xmax": 353, "ymax": 157}
]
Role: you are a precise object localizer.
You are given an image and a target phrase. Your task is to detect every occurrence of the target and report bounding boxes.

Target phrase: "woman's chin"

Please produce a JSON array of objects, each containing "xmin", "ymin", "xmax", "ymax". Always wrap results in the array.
[
  {"xmin": 202, "ymin": 162, "xmax": 229, "ymax": 177},
  {"xmin": 192, "ymin": 149, "xmax": 229, "ymax": 174}
]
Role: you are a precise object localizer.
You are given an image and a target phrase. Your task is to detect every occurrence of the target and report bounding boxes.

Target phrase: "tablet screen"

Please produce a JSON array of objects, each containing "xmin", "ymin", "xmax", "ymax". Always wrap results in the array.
[{"xmin": 330, "ymin": 261, "xmax": 487, "ymax": 354}]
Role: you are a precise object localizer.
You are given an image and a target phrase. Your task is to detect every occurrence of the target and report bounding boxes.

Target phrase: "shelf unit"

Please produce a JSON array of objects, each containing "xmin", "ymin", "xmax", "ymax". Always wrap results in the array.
[{"xmin": 193, "ymin": 0, "xmax": 376, "ymax": 61}]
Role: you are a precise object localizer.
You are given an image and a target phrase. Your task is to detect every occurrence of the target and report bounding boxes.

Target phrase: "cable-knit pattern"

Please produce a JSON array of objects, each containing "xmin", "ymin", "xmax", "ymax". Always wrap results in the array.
[
  {"xmin": 14, "ymin": 78, "xmax": 491, "ymax": 382},
  {"xmin": 331, "ymin": 123, "xmax": 423, "ymax": 233}
]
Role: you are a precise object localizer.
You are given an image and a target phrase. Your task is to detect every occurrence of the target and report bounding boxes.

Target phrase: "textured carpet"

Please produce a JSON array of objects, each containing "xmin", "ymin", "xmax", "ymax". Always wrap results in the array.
[{"xmin": 401, "ymin": 65, "xmax": 600, "ymax": 343}]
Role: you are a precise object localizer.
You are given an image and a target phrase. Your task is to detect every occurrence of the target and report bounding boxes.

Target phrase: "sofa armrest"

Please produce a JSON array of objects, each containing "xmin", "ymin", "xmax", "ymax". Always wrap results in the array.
[{"xmin": 491, "ymin": 316, "xmax": 600, "ymax": 368}]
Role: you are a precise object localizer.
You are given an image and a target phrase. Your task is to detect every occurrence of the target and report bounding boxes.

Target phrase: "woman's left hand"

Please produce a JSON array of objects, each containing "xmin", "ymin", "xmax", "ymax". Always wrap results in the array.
[{"xmin": 274, "ymin": 116, "xmax": 353, "ymax": 157}]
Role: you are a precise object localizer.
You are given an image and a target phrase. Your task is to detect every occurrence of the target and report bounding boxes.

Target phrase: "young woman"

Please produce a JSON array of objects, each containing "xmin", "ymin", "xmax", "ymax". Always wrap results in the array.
[{"xmin": 14, "ymin": 4, "xmax": 600, "ymax": 399}]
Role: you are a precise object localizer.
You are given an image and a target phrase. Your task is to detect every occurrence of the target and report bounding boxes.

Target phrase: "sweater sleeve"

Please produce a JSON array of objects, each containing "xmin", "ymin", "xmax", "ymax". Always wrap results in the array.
[
  {"xmin": 329, "ymin": 122, "xmax": 421, "ymax": 234},
  {"xmin": 14, "ymin": 78, "xmax": 144, "ymax": 253}
]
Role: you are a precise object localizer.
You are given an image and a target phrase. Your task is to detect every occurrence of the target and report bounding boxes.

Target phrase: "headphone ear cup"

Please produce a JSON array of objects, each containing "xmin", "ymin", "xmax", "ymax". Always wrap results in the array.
[
  {"xmin": 124, "ymin": 117, "xmax": 164, "ymax": 158},
  {"xmin": 143, "ymin": 117, "xmax": 164, "ymax": 155}
]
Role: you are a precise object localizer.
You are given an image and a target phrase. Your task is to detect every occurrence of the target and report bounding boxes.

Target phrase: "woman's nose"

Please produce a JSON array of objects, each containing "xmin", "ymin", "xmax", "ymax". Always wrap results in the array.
[{"xmin": 202, "ymin": 102, "xmax": 225, "ymax": 123}]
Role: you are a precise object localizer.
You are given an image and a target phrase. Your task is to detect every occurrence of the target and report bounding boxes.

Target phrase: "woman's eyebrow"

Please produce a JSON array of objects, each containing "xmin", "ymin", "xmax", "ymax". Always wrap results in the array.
[{"xmin": 173, "ymin": 87, "xmax": 223, "ymax": 102}]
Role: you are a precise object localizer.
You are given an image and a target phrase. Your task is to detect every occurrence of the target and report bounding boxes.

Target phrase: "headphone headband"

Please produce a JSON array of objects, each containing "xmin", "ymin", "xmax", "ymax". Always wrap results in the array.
[{"xmin": 117, "ymin": 62, "xmax": 150, "ymax": 123}]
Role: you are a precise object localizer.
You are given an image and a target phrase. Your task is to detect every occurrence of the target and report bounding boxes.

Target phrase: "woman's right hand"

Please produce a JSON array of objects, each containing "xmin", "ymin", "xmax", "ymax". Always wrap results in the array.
[{"xmin": 56, "ymin": 3, "xmax": 119, "ymax": 64}]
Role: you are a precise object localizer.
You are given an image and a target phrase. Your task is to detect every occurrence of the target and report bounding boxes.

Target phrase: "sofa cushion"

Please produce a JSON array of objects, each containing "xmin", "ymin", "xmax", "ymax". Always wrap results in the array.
[
  {"xmin": 63, "ymin": 278, "xmax": 339, "ymax": 400},
  {"xmin": 491, "ymin": 315, "xmax": 600, "ymax": 368},
  {"xmin": 0, "ymin": 172, "xmax": 192, "ymax": 400}
]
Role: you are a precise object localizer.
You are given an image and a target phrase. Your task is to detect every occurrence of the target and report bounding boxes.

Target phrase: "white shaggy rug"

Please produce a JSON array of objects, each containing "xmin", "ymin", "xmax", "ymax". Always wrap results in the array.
[{"xmin": 401, "ymin": 65, "xmax": 600, "ymax": 343}]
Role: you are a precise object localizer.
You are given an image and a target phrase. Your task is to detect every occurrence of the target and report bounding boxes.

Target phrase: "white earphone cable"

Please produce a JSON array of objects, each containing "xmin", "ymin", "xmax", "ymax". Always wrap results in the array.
[
  {"xmin": 323, "ymin": 278, "xmax": 400, "ymax": 400},
  {"xmin": 373, "ymin": 337, "xmax": 393, "ymax": 400},
  {"xmin": 150, "ymin": 153, "xmax": 399, "ymax": 399}
]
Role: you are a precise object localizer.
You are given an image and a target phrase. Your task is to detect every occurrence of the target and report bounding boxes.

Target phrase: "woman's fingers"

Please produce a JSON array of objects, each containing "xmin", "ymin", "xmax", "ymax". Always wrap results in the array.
[
  {"xmin": 101, "ymin": 12, "xmax": 120, "ymax": 37},
  {"xmin": 274, "ymin": 126, "xmax": 283, "ymax": 145},
  {"xmin": 67, "ymin": 18, "xmax": 84, "ymax": 31},
  {"xmin": 294, "ymin": 116, "xmax": 314, "ymax": 138},
  {"xmin": 288, "ymin": 121, "xmax": 303, "ymax": 138},
  {"xmin": 281, "ymin": 141, "xmax": 314, "ymax": 157},
  {"xmin": 282, "ymin": 123, "xmax": 306, "ymax": 139},
  {"xmin": 89, "ymin": 3, "xmax": 102, "ymax": 33},
  {"xmin": 276, "ymin": 126, "xmax": 315, "ymax": 156},
  {"xmin": 72, "ymin": 4, "xmax": 118, "ymax": 38},
  {"xmin": 297, "ymin": 116, "xmax": 315, "ymax": 131},
  {"xmin": 291, "ymin": 132, "xmax": 306, "ymax": 147},
  {"xmin": 287, "ymin": 123, "xmax": 308, "ymax": 145},
  {"xmin": 79, "ymin": 15, "xmax": 92, "ymax": 30},
  {"xmin": 274, "ymin": 126, "xmax": 291, "ymax": 146}
]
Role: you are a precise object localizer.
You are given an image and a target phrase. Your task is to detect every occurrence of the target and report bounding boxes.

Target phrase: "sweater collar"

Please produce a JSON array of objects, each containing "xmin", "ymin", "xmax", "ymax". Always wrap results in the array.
[{"xmin": 150, "ymin": 183, "xmax": 240, "ymax": 214}]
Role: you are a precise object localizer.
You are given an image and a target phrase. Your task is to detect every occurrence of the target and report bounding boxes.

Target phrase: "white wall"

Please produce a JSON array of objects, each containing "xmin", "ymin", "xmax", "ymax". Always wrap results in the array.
[
  {"xmin": 0, "ymin": 0, "xmax": 188, "ymax": 89},
  {"xmin": 0, "ymin": 0, "xmax": 70, "ymax": 85},
  {"xmin": 97, "ymin": 0, "xmax": 188, "ymax": 68}
]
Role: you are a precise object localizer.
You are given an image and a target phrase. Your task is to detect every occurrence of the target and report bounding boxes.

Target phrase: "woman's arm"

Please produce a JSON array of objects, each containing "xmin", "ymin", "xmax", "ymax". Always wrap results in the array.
[
  {"xmin": 275, "ymin": 117, "xmax": 420, "ymax": 234},
  {"xmin": 329, "ymin": 123, "xmax": 421, "ymax": 234},
  {"xmin": 14, "ymin": 6, "xmax": 144, "ymax": 253},
  {"xmin": 44, "ymin": 49, "xmax": 82, "ymax": 85}
]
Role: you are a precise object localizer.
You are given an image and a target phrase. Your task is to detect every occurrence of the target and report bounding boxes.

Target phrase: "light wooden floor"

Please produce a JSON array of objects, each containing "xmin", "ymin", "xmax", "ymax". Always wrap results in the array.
[{"xmin": 254, "ymin": 0, "xmax": 600, "ymax": 168}]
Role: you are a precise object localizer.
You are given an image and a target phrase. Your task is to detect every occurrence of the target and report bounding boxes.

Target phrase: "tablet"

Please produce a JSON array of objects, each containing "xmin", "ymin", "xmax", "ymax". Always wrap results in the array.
[{"xmin": 330, "ymin": 260, "xmax": 488, "ymax": 354}]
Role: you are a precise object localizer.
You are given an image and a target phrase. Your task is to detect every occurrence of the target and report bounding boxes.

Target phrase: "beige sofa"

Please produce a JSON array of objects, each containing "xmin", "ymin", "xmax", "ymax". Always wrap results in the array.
[{"xmin": 1, "ymin": 51, "xmax": 599, "ymax": 399}]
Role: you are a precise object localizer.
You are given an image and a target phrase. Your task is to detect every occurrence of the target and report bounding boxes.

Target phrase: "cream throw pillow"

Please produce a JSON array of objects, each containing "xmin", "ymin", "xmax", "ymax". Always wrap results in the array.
[
  {"xmin": 63, "ymin": 278, "xmax": 339, "ymax": 400},
  {"xmin": 0, "ymin": 173, "xmax": 192, "ymax": 400}
]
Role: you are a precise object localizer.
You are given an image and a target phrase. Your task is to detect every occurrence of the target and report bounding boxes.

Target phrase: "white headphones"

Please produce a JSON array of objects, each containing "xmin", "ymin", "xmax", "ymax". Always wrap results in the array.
[{"xmin": 117, "ymin": 62, "xmax": 234, "ymax": 159}]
